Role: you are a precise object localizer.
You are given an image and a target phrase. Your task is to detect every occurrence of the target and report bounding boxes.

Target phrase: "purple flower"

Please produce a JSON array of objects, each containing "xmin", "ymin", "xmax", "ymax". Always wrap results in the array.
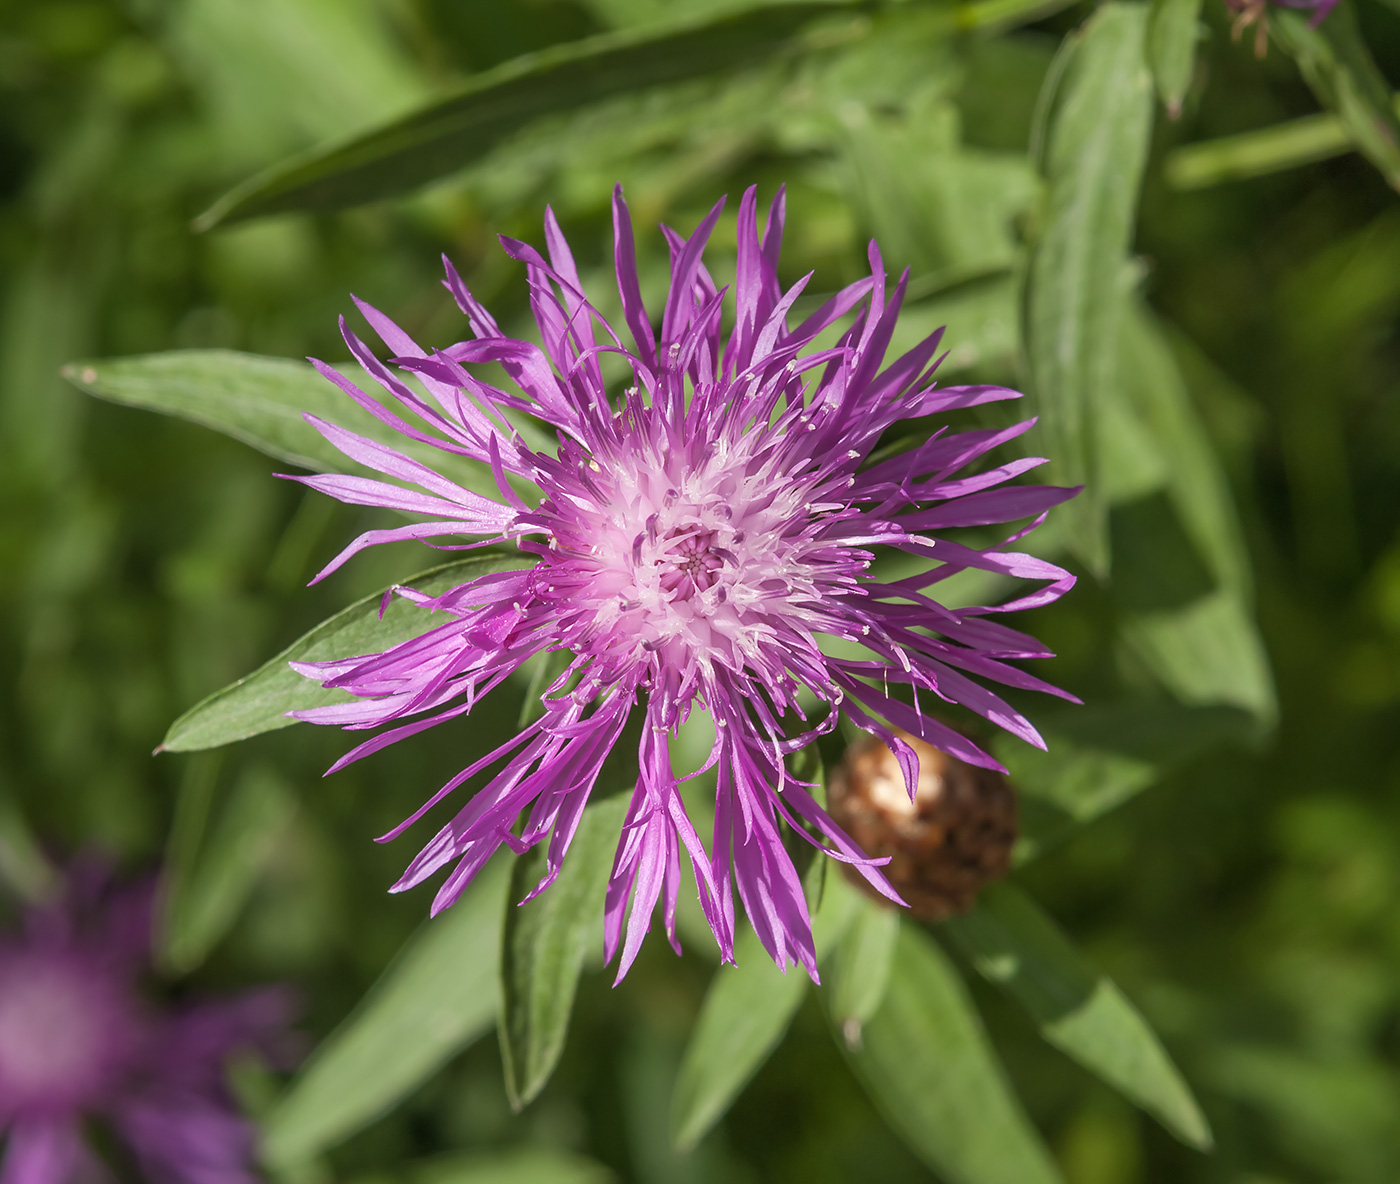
[
  {"xmin": 0, "ymin": 863, "xmax": 294, "ymax": 1184},
  {"xmin": 289, "ymin": 185, "xmax": 1077, "ymax": 981}
]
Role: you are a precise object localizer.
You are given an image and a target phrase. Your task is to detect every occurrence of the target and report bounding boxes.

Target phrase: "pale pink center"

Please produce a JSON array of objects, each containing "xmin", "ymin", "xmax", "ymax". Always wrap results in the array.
[
  {"xmin": 0, "ymin": 957, "xmax": 128, "ymax": 1112},
  {"xmin": 548, "ymin": 435, "xmax": 831, "ymax": 689}
]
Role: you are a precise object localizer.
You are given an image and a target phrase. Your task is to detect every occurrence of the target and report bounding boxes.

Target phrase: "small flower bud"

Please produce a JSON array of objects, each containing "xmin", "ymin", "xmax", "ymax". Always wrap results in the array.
[{"xmin": 828, "ymin": 729, "xmax": 1017, "ymax": 920}]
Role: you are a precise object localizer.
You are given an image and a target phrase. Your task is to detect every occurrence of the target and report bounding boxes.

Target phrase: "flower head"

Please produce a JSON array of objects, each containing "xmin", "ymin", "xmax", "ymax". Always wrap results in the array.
[
  {"xmin": 289, "ymin": 186, "xmax": 1077, "ymax": 980},
  {"xmin": 0, "ymin": 862, "xmax": 293, "ymax": 1184}
]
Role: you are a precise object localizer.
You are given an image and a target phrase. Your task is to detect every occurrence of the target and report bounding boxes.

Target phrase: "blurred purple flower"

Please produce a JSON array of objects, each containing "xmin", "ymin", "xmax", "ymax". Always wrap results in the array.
[
  {"xmin": 0, "ymin": 864, "xmax": 293, "ymax": 1184},
  {"xmin": 289, "ymin": 185, "xmax": 1078, "ymax": 981}
]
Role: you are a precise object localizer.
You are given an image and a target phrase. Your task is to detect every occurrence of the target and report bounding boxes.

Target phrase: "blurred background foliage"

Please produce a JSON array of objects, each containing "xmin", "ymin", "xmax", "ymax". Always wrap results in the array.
[{"xmin": 2, "ymin": 0, "xmax": 1400, "ymax": 1181}]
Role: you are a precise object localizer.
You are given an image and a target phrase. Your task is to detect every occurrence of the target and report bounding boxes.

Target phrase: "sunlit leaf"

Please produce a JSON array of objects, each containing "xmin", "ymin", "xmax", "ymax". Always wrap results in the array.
[
  {"xmin": 1119, "ymin": 593, "xmax": 1276, "ymax": 725},
  {"xmin": 1271, "ymin": 3, "xmax": 1400, "ymax": 192},
  {"xmin": 836, "ymin": 94, "xmax": 1036, "ymax": 279},
  {"xmin": 193, "ymin": 4, "xmax": 873, "ymax": 228},
  {"xmin": 1024, "ymin": 2, "xmax": 1153, "ymax": 576},
  {"xmin": 943, "ymin": 882, "xmax": 1213, "ymax": 1150},
  {"xmin": 1147, "ymin": 0, "xmax": 1202, "ymax": 118},
  {"xmin": 61, "ymin": 349, "xmax": 501, "ymax": 495},
  {"xmin": 843, "ymin": 924, "xmax": 1062, "ymax": 1184},
  {"xmin": 160, "ymin": 553, "xmax": 529, "ymax": 753},
  {"xmin": 160, "ymin": 763, "xmax": 297, "ymax": 972},
  {"xmin": 261, "ymin": 858, "xmax": 510, "ymax": 1170},
  {"xmin": 500, "ymin": 796, "xmax": 630, "ymax": 1111}
]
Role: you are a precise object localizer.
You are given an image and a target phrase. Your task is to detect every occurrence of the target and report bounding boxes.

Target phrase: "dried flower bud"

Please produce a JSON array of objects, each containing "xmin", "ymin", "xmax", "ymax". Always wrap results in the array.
[{"xmin": 827, "ymin": 729, "xmax": 1017, "ymax": 920}]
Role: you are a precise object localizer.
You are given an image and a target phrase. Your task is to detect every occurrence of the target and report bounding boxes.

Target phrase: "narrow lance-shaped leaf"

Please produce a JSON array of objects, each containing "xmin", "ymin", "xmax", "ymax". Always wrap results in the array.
[
  {"xmin": 669, "ymin": 869, "xmax": 858, "ymax": 1151},
  {"xmin": 1113, "ymin": 305, "xmax": 1277, "ymax": 728},
  {"xmin": 842, "ymin": 924, "xmax": 1063, "ymax": 1184},
  {"xmin": 60, "ymin": 350, "xmax": 509, "ymax": 495},
  {"xmin": 500, "ymin": 796, "xmax": 631, "ymax": 1111},
  {"xmin": 194, "ymin": 3, "xmax": 873, "ymax": 228},
  {"xmin": 827, "ymin": 892, "xmax": 900, "ymax": 1048},
  {"xmin": 1270, "ymin": 3, "xmax": 1400, "ymax": 192},
  {"xmin": 942, "ymin": 882, "xmax": 1213, "ymax": 1151},
  {"xmin": 157, "ymin": 753, "xmax": 222, "ymax": 968},
  {"xmin": 670, "ymin": 933, "xmax": 809, "ymax": 1152},
  {"xmin": 161, "ymin": 553, "xmax": 529, "ymax": 753},
  {"xmin": 161, "ymin": 763, "xmax": 297, "ymax": 973},
  {"xmin": 1147, "ymin": 0, "xmax": 1203, "ymax": 118},
  {"xmin": 1024, "ymin": 2, "xmax": 1154, "ymax": 576},
  {"xmin": 261, "ymin": 858, "xmax": 510, "ymax": 1171}
]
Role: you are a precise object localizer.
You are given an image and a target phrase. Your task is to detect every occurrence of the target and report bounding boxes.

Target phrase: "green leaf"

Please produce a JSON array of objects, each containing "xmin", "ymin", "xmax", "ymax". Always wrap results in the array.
[
  {"xmin": 160, "ymin": 763, "xmax": 297, "ymax": 972},
  {"xmin": 1202, "ymin": 1045, "xmax": 1400, "ymax": 1180},
  {"xmin": 1024, "ymin": 2, "xmax": 1154, "ymax": 577},
  {"xmin": 669, "ymin": 934, "xmax": 809, "ymax": 1151},
  {"xmin": 261, "ymin": 857, "xmax": 510, "ymax": 1170},
  {"xmin": 1271, "ymin": 4, "xmax": 1400, "ymax": 192},
  {"xmin": 500, "ymin": 795, "xmax": 630, "ymax": 1111},
  {"xmin": 843, "ymin": 925, "xmax": 1062, "ymax": 1184},
  {"xmin": 193, "ymin": 4, "xmax": 873, "ymax": 228},
  {"xmin": 1005, "ymin": 701, "xmax": 1253, "ymax": 864},
  {"xmin": 401, "ymin": 1149, "xmax": 616, "ymax": 1184},
  {"xmin": 827, "ymin": 893, "xmax": 900, "ymax": 1048},
  {"xmin": 943, "ymin": 883, "xmax": 1213, "ymax": 1150},
  {"xmin": 1146, "ymin": 0, "xmax": 1202, "ymax": 118},
  {"xmin": 1118, "ymin": 592, "xmax": 1277, "ymax": 724},
  {"xmin": 61, "ymin": 349, "xmax": 502, "ymax": 495},
  {"xmin": 1119, "ymin": 305, "xmax": 1251, "ymax": 596},
  {"xmin": 669, "ymin": 874, "xmax": 855, "ymax": 1151},
  {"xmin": 160, "ymin": 553, "xmax": 529, "ymax": 752},
  {"xmin": 1113, "ymin": 305, "xmax": 1277, "ymax": 728}
]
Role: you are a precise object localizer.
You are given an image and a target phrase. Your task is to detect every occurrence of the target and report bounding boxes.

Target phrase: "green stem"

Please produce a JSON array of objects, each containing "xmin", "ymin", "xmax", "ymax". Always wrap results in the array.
[{"xmin": 1167, "ymin": 97, "xmax": 1400, "ymax": 190}]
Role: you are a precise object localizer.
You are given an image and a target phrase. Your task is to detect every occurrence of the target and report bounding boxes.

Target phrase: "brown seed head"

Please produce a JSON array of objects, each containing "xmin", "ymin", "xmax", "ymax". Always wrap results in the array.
[{"xmin": 828, "ymin": 729, "xmax": 1017, "ymax": 920}]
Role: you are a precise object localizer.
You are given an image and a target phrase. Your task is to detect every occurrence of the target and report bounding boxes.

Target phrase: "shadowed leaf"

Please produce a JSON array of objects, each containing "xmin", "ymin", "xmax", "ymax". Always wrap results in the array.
[
  {"xmin": 262, "ymin": 858, "xmax": 510, "ymax": 1169},
  {"xmin": 160, "ymin": 763, "xmax": 297, "ymax": 972},
  {"xmin": 843, "ymin": 924, "xmax": 1063, "ymax": 1184},
  {"xmin": 500, "ymin": 796, "xmax": 631, "ymax": 1111},
  {"xmin": 827, "ymin": 892, "xmax": 899, "ymax": 1047},
  {"xmin": 669, "ymin": 871, "xmax": 856, "ymax": 1150},
  {"xmin": 194, "ymin": 4, "xmax": 874, "ymax": 228}
]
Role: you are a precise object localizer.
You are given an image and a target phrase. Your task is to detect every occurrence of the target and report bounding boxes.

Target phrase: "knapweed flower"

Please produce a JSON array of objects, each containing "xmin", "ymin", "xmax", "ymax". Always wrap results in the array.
[
  {"xmin": 0, "ymin": 863, "xmax": 293, "ymax": 1184},
  {"xmin": 289, "ymin": 186, "xmax": 1077, "ymax": 981}
]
